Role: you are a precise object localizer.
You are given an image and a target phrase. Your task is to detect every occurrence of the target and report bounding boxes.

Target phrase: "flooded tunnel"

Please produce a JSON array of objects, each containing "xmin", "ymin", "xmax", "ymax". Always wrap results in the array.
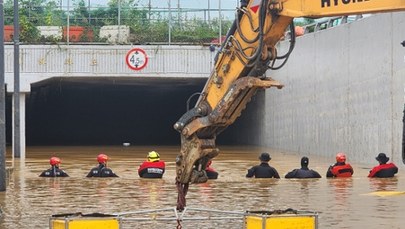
[{"xmin": 13, "ymin": 77, "xmax": 264, "ymax": 146}]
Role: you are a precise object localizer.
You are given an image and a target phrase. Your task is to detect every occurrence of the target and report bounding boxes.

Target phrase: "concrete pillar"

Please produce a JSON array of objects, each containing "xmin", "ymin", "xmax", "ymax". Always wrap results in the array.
[{"xmin": 12, "ymin": 93, "xmax": 26, "ymax": 159}]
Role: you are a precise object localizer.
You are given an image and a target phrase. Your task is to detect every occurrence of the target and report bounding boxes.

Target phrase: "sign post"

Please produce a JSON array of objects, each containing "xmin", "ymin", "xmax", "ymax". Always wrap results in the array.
[{"xmin": 0, "ymin": 0, "xmax": 7, "ymax": 191}]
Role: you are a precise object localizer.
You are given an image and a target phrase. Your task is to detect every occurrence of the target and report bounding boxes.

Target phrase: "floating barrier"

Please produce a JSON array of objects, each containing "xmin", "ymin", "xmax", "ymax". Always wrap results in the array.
[
  {"xmin": 49, "ymin": 213, "xmax": 121, "ymax": 229},
  {"xmin": 245, "ymin": 209, "xmax": 318, "ymax": 229},
  {"xmin": 49, "ymin": 208, "xmax": 318, "ymax": 229}
]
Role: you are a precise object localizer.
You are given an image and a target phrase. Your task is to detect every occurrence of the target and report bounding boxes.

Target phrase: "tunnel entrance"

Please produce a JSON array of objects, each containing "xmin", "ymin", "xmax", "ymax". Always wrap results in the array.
[
  {"xmin": 26, "ymin": 77, "xmax": 205, "ymax": 145},
  {"xmin": 23, "ymin": 77, "xmax": 264, "ymax": 146}
]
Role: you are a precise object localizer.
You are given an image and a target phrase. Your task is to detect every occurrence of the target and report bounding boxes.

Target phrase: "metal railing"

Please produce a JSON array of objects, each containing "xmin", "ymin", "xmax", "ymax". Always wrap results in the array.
[
  {"xmin": 303, "ymin": 15, "xmax": 365, "ymax": 34},
  {"xmin": 49, "ymin": 207, "xmax": 318, "ymax": 229}
]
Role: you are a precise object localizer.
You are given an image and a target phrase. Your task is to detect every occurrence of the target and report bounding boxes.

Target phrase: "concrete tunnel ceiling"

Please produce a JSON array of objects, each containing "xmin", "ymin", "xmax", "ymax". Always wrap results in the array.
[{"xmin": 24, "ymin": 77, "xmax": 260, "ymax": 146}]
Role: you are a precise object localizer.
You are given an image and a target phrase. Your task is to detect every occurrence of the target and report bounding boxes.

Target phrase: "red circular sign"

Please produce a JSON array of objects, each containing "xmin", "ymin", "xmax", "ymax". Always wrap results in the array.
[{"xmin": 125, "ymin": 48, "xmax": 148, "ymax": 71}]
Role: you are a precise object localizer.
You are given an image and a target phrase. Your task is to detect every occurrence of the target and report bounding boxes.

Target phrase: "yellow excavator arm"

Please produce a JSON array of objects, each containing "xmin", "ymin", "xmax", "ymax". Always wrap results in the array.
[{"xmin": 174, "ymin": 0, "xmax": 405, "ymax": 210}]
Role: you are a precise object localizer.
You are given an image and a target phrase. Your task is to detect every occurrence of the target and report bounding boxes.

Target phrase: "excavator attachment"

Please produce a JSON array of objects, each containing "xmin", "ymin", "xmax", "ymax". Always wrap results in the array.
[
  {"xmin": 176, "ymin": 136, "xmax": 219, "ymax": 185},
  {"xmin": 175, "ymin": 77, "xmax": 283, "ymax": 210}
]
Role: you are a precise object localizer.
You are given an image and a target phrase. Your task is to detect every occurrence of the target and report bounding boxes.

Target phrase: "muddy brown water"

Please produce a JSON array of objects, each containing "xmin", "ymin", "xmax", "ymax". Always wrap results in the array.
[{"xmin": 0, "ymin": 145, "xmax": 404, "ymax": 229}]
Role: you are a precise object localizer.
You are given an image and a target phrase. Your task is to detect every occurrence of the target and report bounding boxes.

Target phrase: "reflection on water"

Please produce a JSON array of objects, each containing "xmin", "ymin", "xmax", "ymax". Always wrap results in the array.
[{"xmin": 0, "ymin": 146, "xmax": 404, "ymax": 228}]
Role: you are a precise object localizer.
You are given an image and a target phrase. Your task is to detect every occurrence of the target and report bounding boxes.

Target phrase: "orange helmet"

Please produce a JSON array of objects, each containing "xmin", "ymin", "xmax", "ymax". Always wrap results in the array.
[
  {"xmin": 336, "ymin": 152, "xmax": 346, "ymax": 163},
  {"xmin": 97, "ymin": 154, "xmax": 109, "ymax": 163},
  {"xmin": 50, "ymin": 157, "xmax": 61, "ymax": 166}
]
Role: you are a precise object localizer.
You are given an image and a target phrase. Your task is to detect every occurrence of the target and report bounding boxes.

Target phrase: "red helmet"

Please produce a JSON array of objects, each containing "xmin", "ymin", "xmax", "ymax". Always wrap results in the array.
[
  {"xmin": 97, "ymin": 154, "xmax": 109, "ymax": 163},
  {"xmin": 50, "ymin": 157, "xmax": 61, "ymax": 166},
  {"xmin": 336, "ymin": 152, "xmax": 346, "ymax": 163}
]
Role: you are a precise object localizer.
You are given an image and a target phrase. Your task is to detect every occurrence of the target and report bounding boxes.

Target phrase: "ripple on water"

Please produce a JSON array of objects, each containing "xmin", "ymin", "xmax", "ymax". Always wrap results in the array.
[{"xmin": 1, "ymin": 146, "xmax": 405, "ymax": 228}]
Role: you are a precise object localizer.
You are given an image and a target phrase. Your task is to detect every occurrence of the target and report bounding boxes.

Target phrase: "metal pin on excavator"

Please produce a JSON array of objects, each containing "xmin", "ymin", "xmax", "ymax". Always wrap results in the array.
[{"xmin": 174, "ymin": 0, "xmax": 405, "ymax": 211}]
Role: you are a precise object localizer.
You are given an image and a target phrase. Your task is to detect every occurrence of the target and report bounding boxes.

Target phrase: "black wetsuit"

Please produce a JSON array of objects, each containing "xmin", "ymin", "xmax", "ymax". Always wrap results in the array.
[
  {"xmin": 86, "ymin": 164, "xmax": 119, "ymax": 177},
  {"xmin": 39, "ymin": 166, "xmax": 69, "ymax": 177},
  {"xmin": 206, "ymin": 169, "xmax": 219, "ymax": 179},
  {"xmin": 285, "ymin": 167, "xmax": 321, "ymax": 178},
  {"xmin": 246, "ymin": 162, "xmax": 280, "ymax": 178}
]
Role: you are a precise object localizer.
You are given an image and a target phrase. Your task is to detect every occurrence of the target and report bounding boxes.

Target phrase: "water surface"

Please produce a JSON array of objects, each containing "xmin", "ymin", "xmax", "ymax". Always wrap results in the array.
[{"xmin": 0, "ymin": 146, "xmax": 404, "ymax": 228}]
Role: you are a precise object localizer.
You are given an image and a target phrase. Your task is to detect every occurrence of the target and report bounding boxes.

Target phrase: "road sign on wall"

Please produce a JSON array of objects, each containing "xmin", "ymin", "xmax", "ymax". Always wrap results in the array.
[{"xmin": 125, "ymin": 48, "xmax": 148, "ymax": 71}]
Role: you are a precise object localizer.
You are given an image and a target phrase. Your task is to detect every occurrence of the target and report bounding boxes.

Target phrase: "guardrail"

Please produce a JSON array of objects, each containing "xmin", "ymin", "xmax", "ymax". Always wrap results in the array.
[
  {"xmin": 280, "ymin": 15, "xmax": 367, "ymax": 40},
  {"xmin": 303, "ymin": 15, "xmax": 365, "ymax": 33}
]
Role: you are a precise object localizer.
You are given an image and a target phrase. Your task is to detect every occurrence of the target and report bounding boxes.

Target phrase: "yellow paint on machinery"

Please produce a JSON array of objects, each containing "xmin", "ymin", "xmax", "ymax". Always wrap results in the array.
[
  {"xmin": 245, "ymin": 212, "xmax": 318, "ymax": 229},
  {"xmin": 50, "ymin": 216, "xmax": 120, "ymax": 229}
]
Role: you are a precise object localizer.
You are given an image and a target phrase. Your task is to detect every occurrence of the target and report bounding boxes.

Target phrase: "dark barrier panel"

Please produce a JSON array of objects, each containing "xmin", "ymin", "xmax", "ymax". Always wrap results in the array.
[{"xmin": 403, "ymin": 104, "xmax": 405, "ymax": 164}]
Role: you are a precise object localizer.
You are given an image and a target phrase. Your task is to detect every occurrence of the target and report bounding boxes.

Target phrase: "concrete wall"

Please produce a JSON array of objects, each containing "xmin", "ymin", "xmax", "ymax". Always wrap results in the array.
[
  {"xmin": 4, "ymin": 45, "xmax": 214, "ymax": 92},
  {"xmin": 262, "ymin": 12, "xmax": 405, "ymax": 166}
]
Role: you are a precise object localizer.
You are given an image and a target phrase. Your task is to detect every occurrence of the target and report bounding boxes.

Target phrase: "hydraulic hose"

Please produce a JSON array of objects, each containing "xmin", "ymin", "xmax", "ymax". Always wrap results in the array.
[{"xmin": 269, "ymin": 21, "xmax": 296, "ymax": 70}]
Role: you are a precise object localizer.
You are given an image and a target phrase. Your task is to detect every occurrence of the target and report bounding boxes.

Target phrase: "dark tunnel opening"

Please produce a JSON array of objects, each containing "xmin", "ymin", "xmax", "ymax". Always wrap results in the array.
[
  {"xmin": 17, "ymin": 77, "xmax": 263, "ymax": 146},
  {"xmin": 26, "ymin": 77, "xmax": 205, "ymax": 146}
]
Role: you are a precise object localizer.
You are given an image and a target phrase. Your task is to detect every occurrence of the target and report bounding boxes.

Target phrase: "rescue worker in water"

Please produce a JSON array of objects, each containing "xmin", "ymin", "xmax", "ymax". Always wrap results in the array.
[
  {"xmin": 285, "ymin": 156, "xmax": 322, "ymax": 178},
  {"xmin": 246, "ymin": 152, "xmax": 280, "ymax": 178},
  {"xmin": 138, "ymin": 151, "xmax": 166, "ymax": 178},
  {"xmin": 39, "ymin": 156, "xmax": 69, "ymax": 177},
  {"xmin": 205, "ymin": 160, "xmax": 219, "ymax": 179},
  {"xmin": 326, "ymin": 152, "xmax": 354, "ymax": 178},
  {"xmin": 86, "ymin": 153, "xmax": 119, "ymax": 177},
  {"xmin": 368, "ymin": 153, "xmax": 398, "ymax": 178}
]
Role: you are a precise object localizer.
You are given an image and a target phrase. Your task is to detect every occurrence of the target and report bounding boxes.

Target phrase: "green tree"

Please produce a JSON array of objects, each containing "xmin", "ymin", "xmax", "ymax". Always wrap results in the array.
[
  {"xmin": 19, "ymin": 15, "xmax": 40, "ymax": 42},
  {"xmin": 3, "ymin": 0, "xmax": 42, "ymax": 42},
  {"xmin": 20, "ymin": 0, "xmax": 46, "ymax": 24},
  {"xmin": 3, "ymin": 0, "xmax": 15, "ymax": 25},
  {"xmin": 171, "ymin": 18, "xmax": 231, "ymax": 43},
  {"xmin": 72, "ymin": 0, "xmax": 90, "ymax": 25},
  {"xmin": 43, "ymin": 1, "xmax": 65, "ymax": 26}
]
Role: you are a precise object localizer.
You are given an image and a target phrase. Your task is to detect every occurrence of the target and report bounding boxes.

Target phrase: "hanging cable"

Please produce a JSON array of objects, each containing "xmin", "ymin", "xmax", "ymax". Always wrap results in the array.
[
  {"xmin": 276, "ymin": 21, "xmax": 296, "ymax": 59},
  {"xmin": 235, "ymin": 7, "xmax": 260, "ymax": 44},
  {"xmin": 250, "ymin": 0, "xmax": 269, "ymax": 65},
  {"xmin": 243, "ymin": 0, "xmax": 268, "ymax": 66},
  {"xmin": 268, "ymin": 21, "xmax": 296, "ymax": 70}
]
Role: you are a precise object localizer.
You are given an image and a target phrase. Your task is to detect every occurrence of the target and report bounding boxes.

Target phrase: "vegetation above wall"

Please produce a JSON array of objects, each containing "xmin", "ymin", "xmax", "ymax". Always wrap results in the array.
[{"xmin": 2, "ymin": 0, "xmax": 233, "ymax": 44}]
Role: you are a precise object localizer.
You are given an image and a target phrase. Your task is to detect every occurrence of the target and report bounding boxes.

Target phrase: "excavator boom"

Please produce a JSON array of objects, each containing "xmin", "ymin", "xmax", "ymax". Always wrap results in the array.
[{"xmin": 174, "ymin": 0, "xmax": 405, "ymax": 211}]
